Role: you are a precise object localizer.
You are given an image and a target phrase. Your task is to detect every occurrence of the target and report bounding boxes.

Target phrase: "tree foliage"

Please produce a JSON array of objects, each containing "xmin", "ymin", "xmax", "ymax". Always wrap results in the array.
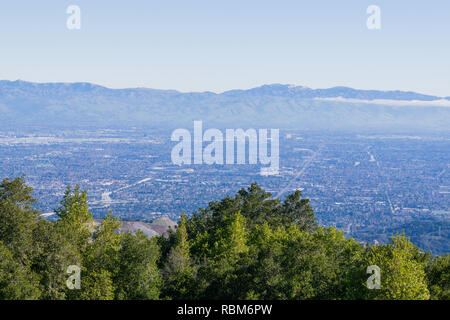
[{"xmin": 0, "ymin": 177, "xmax": 447, "ymax": 300}]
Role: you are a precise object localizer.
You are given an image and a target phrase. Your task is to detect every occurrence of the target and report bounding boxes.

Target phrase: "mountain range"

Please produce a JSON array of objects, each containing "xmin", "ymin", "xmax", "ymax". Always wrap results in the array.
[{"xmin": 1, "ymin": 80, "xmax": 449, "ymax": 132}]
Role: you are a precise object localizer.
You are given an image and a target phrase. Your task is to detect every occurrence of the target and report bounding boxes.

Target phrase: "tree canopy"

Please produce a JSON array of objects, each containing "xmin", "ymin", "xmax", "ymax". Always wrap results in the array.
[{"xmin": 0, "ymin": 177, "xmax": 447, "ymax": 300}]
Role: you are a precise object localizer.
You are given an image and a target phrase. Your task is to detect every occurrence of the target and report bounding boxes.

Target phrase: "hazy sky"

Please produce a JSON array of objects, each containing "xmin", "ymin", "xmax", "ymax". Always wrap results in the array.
[{"xmin": 1, "ymin": 0, "xmax": 449, "ymax": 96}]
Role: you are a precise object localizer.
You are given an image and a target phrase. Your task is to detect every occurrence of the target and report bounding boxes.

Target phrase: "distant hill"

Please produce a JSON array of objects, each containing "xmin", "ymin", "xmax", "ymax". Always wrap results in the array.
[
  {"xmin": 1, "ymin": 80, "xmax": 449, "ymax": 132},
  {"xmin": 356, "ymin": 220, "xmax": 450, "ymax": 256},
  {"xmin": 93, "ymin": 216, "xmax": 177, "ymax": 237}
]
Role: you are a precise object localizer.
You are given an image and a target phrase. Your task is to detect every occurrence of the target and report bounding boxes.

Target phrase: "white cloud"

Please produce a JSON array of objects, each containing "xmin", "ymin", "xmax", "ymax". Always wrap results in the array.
[{"xmin": 313, "ymin": 97, "xmax": 450, "ymax": 107}]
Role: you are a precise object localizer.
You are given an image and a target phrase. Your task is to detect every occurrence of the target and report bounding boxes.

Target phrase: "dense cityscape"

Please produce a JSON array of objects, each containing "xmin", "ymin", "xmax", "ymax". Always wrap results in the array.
[{"xmin": 0, "ymin": 128, "xmax": 448, "ymax": 254}]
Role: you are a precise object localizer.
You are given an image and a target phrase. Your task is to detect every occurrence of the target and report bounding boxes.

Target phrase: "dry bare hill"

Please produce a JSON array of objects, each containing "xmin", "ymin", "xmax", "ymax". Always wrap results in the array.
[{"xmin": 93, "ymin": 216, "xmax": 177, "ymax": 237}]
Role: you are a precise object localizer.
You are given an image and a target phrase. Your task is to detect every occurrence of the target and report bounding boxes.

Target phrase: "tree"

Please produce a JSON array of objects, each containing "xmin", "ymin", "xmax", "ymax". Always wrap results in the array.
[
  {"xmin": 0, "ymin": 177, "xmax": 39, "ymax": 266},
  {"xmin": 1, "ymin": 177, "xmax": 448, "ymax": 301},
  {"xmin": 272, "ymin": 190, "xmax": 316, "ymax": 231},
  {"xmin": 426, "ymin": 254, "xmax": 450, "ymax": 300},
  {"xmin": 0, "ymin": 241, "xmax": 41, "ymax": 299},
  {"xmin": 115, "ymin": 231, "xmax": 162, "ymax": 300},
  {"xmin": 162, "ymin": 213, "xmax": 197, "ymax": 299},
  {"xmin": 195, "ymin": 212, "xmax": 249, "ymax": 299},
  {"xmin": 86, "ymin": 211, "xmax": 121, "ymax": 275},
  {"xmin": 55, "ymin": 185, "xmax": 93, "ymax": 252},
  {"xmin": 187, "ymin": 183, "xmax": 316, "ymax": 257},
  {"xmin": 363, "ymin": 234, "xmax": 430, "ymax": 300},
  {"xmin": 235, "ymin": 183, "xmax": 280, "ymax": 228},
  {"xmin": 244, "ymin": 225, "xmax": 360, "ymax": 300},
  {"xmin": 0, "ymin": 177, "xmax": 42, "ymax": 299},
  {"xmin": 213, "ymin": 212, "xmax": 248, "ymax": 259},
  {"xmin": 31, "ymin": 219, "xmax": 79, "ymax": 300},
  {"xmin": 70, "ymin": 211, "xmax": 122, "ymax": 300},
  {"xmin": 78, "ymin": 269, "xmax": 115, "ymax": 300}
]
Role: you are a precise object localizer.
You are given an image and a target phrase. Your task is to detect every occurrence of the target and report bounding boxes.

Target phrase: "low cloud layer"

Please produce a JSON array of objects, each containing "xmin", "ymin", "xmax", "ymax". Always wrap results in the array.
[{"xmin": 314, "ymin": 97, "xmax": 450, "ymax": 108}]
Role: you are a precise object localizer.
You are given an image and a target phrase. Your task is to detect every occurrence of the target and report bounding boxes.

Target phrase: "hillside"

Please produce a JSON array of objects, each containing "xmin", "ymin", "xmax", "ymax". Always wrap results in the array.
[{"xmin": 93, "ymin": 216, "xmax": 177, "ymax": 237}]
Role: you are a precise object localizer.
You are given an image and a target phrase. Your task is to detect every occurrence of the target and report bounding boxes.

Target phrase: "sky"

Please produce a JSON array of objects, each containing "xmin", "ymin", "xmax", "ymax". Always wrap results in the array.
[{"xmin": 0, "ymin": 0, "xmax": 449, "ymax": 96}]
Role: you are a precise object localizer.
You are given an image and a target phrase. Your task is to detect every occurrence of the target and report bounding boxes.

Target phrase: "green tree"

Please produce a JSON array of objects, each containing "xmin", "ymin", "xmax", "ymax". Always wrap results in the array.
[
  {"xmin": 244, "ymin": 225, "xmax": 349, "ymax": 300},
  {"xmin": 0, "ymin": 241, "xmax": 41, "ymax": 299},
  {"xmin": 31, "ymin": 219, "xmax": 79, "ymax": 300},
  {"xmin": 426, "ymin": 254, "xmax": 450, "ymax": 300},
  {"xmin": 272, "ymin": 190, "xmax": 316, "ymax": 231},
  {"xmin": 115, "ymin": 231, "xmax": 162, "ymax": 300},
  {"xmin": 0, "ymin": 177, "xmax": 42, "ymax": 300},
  {"xmin": 213, "ymin": 212, "xmax": 248, "ymax": 259},
  {"xmin": 195, "ymin": 212, "xmax": 249, "ymax": 299},
  {"xmin": 69, "ymin": 211, "xmax": 122, "ymax": 300},
  {"xmin": 363, "ymin": 234, "xmax": 430, "ymax": 300},
  {"xmin": 0, "ymin": 177, "xmax": 39, "ymax": 266},
  {"xmin": 86, "ymin": 211, "xmax": 121, "ymax": 275},
  {"xmin": 162, "ymin": 213, "xmax": 197, "ymax": 299},
  {"xmin": 2, "ymin": 177, "xmax": 448, "ymax": 301},
  {"xmin": 78, "ymin": 269, "xmax": 115, "ymax": 300},
  {"xmin": 55, "ymin": 185, "xmax": 93, "ymax": 252},
  {"xmin": 187, "ymin": 183, "xmax": 316, "ymax": 257}
]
